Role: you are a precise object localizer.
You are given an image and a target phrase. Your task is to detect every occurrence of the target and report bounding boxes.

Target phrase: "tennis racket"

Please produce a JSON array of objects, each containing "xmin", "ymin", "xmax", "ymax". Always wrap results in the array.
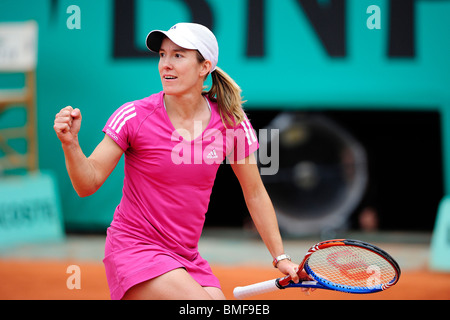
[{"xmin": 233, "ymin": 239, "xmax": 401, "ymax": 300}]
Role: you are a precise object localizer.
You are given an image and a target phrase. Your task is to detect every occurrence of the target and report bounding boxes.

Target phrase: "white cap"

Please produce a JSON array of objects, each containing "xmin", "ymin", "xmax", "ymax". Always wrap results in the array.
[{"xmin": 146, "ymin": 23, "xmax": 219, "ymax": 73}]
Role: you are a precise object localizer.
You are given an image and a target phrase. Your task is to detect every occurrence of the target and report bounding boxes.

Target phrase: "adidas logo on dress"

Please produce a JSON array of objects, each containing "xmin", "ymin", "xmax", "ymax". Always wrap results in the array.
[{"xmin": 207, "ymin": 149, "xmax": 218, "ymax": 159}]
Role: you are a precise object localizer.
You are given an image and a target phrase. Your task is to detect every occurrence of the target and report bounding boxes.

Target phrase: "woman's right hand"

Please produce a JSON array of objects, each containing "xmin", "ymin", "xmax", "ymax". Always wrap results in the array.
[
  {"xmin": 54, "ymin": 106, "xmax": 82, "ymax": 145},
  {"xmin": 53, "ymin": 106, "xmax": 123, "ymax": 197}
]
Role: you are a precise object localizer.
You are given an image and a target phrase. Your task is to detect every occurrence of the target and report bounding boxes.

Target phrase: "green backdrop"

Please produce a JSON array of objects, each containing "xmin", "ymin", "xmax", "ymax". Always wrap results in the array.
[{"xmin": 1, "ymin": 0, "xmax": 449, "ymax": 231}]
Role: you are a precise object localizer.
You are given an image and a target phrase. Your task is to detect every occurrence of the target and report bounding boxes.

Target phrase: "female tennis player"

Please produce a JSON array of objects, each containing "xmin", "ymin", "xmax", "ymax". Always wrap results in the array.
[{"xmin": 54, "ymin": 23, "xmax": 309, "ymax": 300}]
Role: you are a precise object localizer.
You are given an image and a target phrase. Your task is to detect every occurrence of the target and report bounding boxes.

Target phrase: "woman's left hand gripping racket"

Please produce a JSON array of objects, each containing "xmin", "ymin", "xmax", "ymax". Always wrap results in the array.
[{"xmin": 233, "ymin": 239, "xmax": 401, "ymax": 300}]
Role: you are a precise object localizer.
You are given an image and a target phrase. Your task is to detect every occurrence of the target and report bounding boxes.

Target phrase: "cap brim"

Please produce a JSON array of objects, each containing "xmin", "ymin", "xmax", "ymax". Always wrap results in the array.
[
  {"xmin": 146, "ymin": 30, "xmax": 166, "ymax": 52},
  {"xmin": 146, "ymin": 29, "xmax": 198, "ymax": 53}
]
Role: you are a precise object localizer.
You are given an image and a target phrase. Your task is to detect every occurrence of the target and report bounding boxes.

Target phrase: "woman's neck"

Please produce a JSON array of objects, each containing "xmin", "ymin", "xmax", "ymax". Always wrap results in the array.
[{"xmin": 164, "ymin": 92, "xmax": 208, "ymax": 120}]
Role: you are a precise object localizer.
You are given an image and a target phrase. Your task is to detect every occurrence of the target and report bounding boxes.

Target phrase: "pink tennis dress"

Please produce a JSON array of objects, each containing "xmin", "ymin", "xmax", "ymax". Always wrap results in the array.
[{"xmin": 102, "ymin": 91, "xmax": 259, "ymax": 300}]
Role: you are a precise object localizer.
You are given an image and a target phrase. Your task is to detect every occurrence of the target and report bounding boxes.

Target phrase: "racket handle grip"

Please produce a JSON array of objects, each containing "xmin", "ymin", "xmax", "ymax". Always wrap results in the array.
[{"xmin": 233, "ymin": 279, "xmax": 279, "ymax": 300}]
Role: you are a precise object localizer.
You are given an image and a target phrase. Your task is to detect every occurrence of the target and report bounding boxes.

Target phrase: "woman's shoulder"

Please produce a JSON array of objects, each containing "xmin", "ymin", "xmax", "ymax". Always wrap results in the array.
[
  {"xmin": 133, "ymin": 91, "xmax": 164, "ymax": 112},
  {"xmin": 104, "ymin": 92, "xmax": 164, "ymax": 136},
  {"xmin": 113, "ymin": 91, "xmax": 164, "ymax": 114}
]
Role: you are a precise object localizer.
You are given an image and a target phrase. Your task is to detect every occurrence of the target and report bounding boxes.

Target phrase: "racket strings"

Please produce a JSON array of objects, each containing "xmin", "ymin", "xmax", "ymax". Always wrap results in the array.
[{"xmin": 307, "ymin": 246, "xmax": 396, "ymax": 289}]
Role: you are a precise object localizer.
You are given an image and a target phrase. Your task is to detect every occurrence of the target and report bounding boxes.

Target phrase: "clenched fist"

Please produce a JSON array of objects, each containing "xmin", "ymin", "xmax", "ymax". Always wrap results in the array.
[{"xmin": 54, "ymin": 106, "xmax": 82, "ymax": 145}]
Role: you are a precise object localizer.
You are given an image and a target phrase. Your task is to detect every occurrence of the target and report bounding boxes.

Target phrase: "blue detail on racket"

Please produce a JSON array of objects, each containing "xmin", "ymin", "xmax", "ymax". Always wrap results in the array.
[{"xmin": 234, "ymin": 239, "xmax": 401, "ymax": 299}]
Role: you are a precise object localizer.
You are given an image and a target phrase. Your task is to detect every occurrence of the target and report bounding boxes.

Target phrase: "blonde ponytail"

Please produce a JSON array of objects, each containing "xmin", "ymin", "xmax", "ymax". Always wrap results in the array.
[
  {"xmin": 194, "ymin": 50, "xmax": 246, "ymax": 127},
  {"xmin": 205, "ymin": 67, "xmax": 246, "ymax": 128}
]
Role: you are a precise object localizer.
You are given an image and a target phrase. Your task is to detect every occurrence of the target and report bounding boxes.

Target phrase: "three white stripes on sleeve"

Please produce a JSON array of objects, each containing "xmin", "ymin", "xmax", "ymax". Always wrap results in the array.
[
  {"xmin": 108, "ymin": 103, "xmax": 136, "ymax": 134},
  {"xmin": 241, "ymin": 116, "xmax": 257, "ymax": 146}
]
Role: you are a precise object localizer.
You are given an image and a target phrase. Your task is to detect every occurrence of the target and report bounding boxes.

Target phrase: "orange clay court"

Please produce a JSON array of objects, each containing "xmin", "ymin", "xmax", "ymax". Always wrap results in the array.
[
  {"xmin": 0, "ymin": 232, "xmax": 449, "ymax": 300},
  {"xmin": 0, "ymin": 260, "xmax": 449, "ymax": 300}
]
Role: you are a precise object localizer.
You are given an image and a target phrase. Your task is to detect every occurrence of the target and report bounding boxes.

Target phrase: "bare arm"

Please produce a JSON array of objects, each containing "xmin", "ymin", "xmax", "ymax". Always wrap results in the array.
[
  {"xmin": 54, "ymin": 106, "xmax": 123, "ymax": 197},
  {"xmin": 231, "ymin": 153, "xmax": 300, "ymax": 282}
]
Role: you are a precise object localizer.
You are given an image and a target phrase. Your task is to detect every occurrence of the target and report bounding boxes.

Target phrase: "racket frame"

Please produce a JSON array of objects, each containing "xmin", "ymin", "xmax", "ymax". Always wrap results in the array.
[
  {"xmin": 233, "ymin": 238, "xmax": 401, "ymax": 299},
  {"xmin": 276, "ymin": 239, "xmax": 401, "ymax": 293}
]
